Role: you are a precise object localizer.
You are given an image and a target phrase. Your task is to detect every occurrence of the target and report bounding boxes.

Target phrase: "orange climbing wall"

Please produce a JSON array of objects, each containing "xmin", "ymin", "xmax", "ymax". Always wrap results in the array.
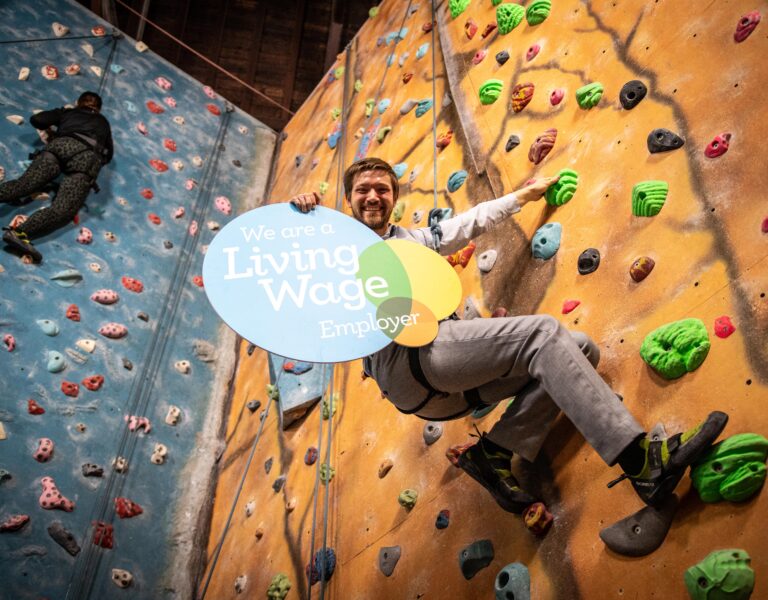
[{"xmin": 201, "ymin": 1, "xmax": 768, "ymax": 598}]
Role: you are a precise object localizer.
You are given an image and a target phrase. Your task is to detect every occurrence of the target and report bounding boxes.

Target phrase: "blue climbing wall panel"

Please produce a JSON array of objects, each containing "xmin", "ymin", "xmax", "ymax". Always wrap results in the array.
[{"xmin": 0, "ymin": 1, "xmax": 276, "ymax": 599}]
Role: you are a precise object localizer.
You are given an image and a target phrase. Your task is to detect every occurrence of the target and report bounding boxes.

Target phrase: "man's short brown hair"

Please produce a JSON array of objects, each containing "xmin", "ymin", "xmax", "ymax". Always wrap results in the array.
[{"xmin": 343, "ymin": 157, "xmax": 399, "ymax": 201}]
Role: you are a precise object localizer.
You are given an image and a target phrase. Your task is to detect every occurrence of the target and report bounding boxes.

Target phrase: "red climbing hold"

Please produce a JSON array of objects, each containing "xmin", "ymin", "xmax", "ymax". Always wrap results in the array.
[
  {"xmin": 140, "ymin": 188, "xmax": 154, "ymax": 199},
  {"xmin": 92, "ymin": 521, "xmax": 114, "ymax": 549},
  {"xmin": 562, "ymin": 300, "xmax": 580, "ymax": 314},
  {"xmin": 206, "ymin": 103, "xmax": 221, "ymax": 116},
  {"xmin": 149, "ymin": 159, "xmax": 168, "ymax": 172},
  {"xmin": 192, "ymin": 275, "xmax": 204, "ymax": 288},
  {"xmin": 705, "ymin": 133, "xmax": 731, "ymax": 158},
  {"xmin": 121, "ymin": 277, "xmax": 144, "ymax": 293},
  {"xmin": 422, "ymin": 21, "xmax": 434, "ymax": 33},
  {"xmin": 92, "ymin": 25, "xmax": 106, "ymax": 37},
  {"xmin": 115, "ymin": 497, "xmax": 144, "ymax": 519},
  {"xmin": 465, "ymin": 18, "xmax": 478, "ymax": 39},
  {"xmin": 305, "ymin": 447, "xmax": 318, "ymax": 466},
  {"xmin": 436, "ymin": 129, "xmax": 453, "ymax": 151},
  {"xmin": 734, "ymin": 10, "xmax": 761, "ymax": 42},
  {"xmin": 714, "ymin": 316, "xmax": 736, "ymax": 339},
  {"xmin": 0, "ymin": 514, "xmax": 30, "ymax": 532},
  {"xmin": 511, "ymin": 82, "xmax": 535, "ymax": 113},
  {"xmin": 447, "ymin": 241, "xmax": 476, "ymax": 268},
  {"xmin": 528, "ymin": 128, "xmax": 557, "ymax": 165},
  {"xmin": 402, "ymin": 73, "xmax": 413, "ymax": 84},
  {"xmin": 61, "ymin": 381, "xmax": 80, "ymax": 398},
  {"xmin": 137, "ymin": 122, "xmax": 148, "ymax": 136},
  {"xmin": 82, "ymin": 375, "xmax": 104, "ymax": 391},
  {"xmin": 762, "ymin": 217, "xmax": 768, "ymax": 234},
  {"xmin": 163, "ymin": 138, "xmax": 177, "ymax": 152},
  {"xmin": 146, "ymin": 101, "xmax": 165, "ymax": 114},
  {"xmin": 66, "ymin": 304, "xmax": 80, "ymax": 321},
  {"xmin": 28, "ymin": 399, "xmax": 45, "ymax": 415},
  {"xmin": 39, "ymin": 477, "xmax": 75, "ymax": 511},
  {"xmin": 526, "ymin": 44, "xmax": 541, "ymax": 61},
  {"xmin": 148, "ymin": 213, "xmax": 162, "ymax": 225},
  {"xmin": 446, "ymin": 441, "xmax": 475, "ymax": 467},
  {"xmin": 491, "ymin": 307, "xmax": 509, "ymax": 318},
  {"xmin": 481, "ymin": 23, "xmax": 497, "ymax": 38},
  {"xmin": 524, "ymin": 502, "xmax": 553, "ymax": 536}
]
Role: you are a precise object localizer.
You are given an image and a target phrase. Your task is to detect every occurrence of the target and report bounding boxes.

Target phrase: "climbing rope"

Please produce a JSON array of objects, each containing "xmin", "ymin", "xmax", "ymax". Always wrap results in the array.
[
  {"xmin": 334, "ymin": 50, "xmax": 352, "ymax": 212},
  {"xmin": 0, "ymin": 34, "xmax": 103, "ymax": 44},
  {"xmin": 97, "ymin": 33, "xmax": 119, "ymax": 96},
  {"xmin": 317, "ymin": 367, "xmax": 336, "ymax": 600},
  {"xmin": 430, "ymin": 0, "xmax": 438, "ymax": 210},
  {"xmin": 66, "ymin": 109, "xmax": 233, "ymax": 600}
]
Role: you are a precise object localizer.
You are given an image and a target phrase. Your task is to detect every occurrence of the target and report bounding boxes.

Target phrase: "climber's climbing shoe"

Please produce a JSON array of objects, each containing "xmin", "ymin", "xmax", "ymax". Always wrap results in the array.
[
  {"xmin": 3, "ymin": 228, "xmax": 42, "ymax": 262},
  {"xmin": 608, "ymin": 411, "xmax": 729, "ymax": 507}
]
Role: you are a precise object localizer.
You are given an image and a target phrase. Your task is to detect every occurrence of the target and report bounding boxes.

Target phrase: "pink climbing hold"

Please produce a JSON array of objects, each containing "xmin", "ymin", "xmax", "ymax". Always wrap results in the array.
[
  {"xmin": 99, "ymin": 323, "xmax": 128, "ymax": 339},
  {"xmin": 734, "ymin": 10, "xmax": 761, "ymax": 42},
  {"xmin": 149, "ymin": 159, "xmax": 169, "ymax": 172},
  {"xmin": 148, "ymin": 213, "xmax": 162, "ymax": 225},
  {"xmin": 61, "ymin": 381, "xmax": 80, "ymax": 397},
  {"xmin": 203, "ymin": 85, "xmax": 217, "ymax": 99},
  {"xmin": 206, "ymin": 104, "xmax": 221, "ymax": 116},
  {"xmin": 705, "ymin": 133, "xmax": 731, "ymax": 158},
  {"xmin": 34, "ymin": 438, "xmax": 55, "ymax": 462},
  {"xmin": 163, "ymin": 138, "xmax": 177, "ymax": 152},
  {"xmin": 39, "ymin": 476, "xmax": 75, "ymax": 511},
  {"xmin": 90, "ymin": 289, "xmax": 119, "ymax": 305},
  {"xmin": 76, "ymin": 226, "xmax": 93, "ymax": 244},
  {"xmin": 562, "ymin": 300, "xmax": 581, "ymax": 314},
  {"xmin": 192, "ymin": 275, "xmax": 204, "ymax": 288},
  {"xmin": 528, "ymin": 128, "xmax": 558, "ymax": 165},
  {"xmin": 465, "ymin": 18, "xmax": 478, "ymax": 39},
  {"xmin": 471, "ymin": 49, "xmax": 487, "ymax": 65},
  {"xmin": 174, "ymin": 207, "xmax": 185, "ymax": 218},
  {"xmin": 146, "ymin": 101, "xmax": 165, "ymax": 114},
  {"xmin": 491, "ymin": 307, "xmax": 509, "ymax": 318},
  {"xmin": 92, "ymin": 521, "xmax": 113, "ymax": 548},
  {"xmin": 121, "ymin": 276, "xmax": 144, "ymax": 293},
  {"xmin": 762, "ymin": 216, "xmax": 768, "ymax": 233},
  {"xmin": 41, "ymin": 65, "xmax": 59, "ymax": 80},
  {"xmin": 126, "ymin": 415, "xmax": 151, "ymax": 433},
  {"xmin": 550, "ymin": 89, "xmax": 565, "ymax": 106},
  {"xmin": 66, "ymin": 304, "xmax": 80, "ymax": 321},
  {"xmin": 189, "ymin": 220, "xmax": 199, "ymax": 235},
  {"xmin": 0, "ymin": 514, "xmax": 30, "ymax": 532},
  {"xmin": 154, "ymin": 76, "xmax": 172, "ymax": 90},
  {"xmin": 82, "ymin": 375, "xmax": 104, "ymax": 391},
  {"xmin": 3, "ymin": 334, "xmax": 16, "ymax": 351},
  {"xmin": 185, "ymin": 178, "xmax": 198, "ymax": 190},
  {"xmin": 115, "ymin": 497, "xmax": 143, "ymax": 518},
  {"xmin": 137, "ymin": 122, "xmax": 148, "ymax": 136},
  {"xmin": 28, "ymin": 399, "xmax": 45, "ymax": 415},
  {"xmin": 422, "ymin": 21, "xmax": 434, "ymax": 33},
  {"xmin": 214, "ymin": 196, "xmax": 232, "ymax": 215},
  {"xmin": 526, "ymin": 44, "xmax": 541, "ymax": 61},
  {"xmin": 163, "ymin": 96, "xmax": 177, "ymax": 108},
  {"xmin": 140, "ymin": 188, "xmax": 154, "ymax": 199},
  {"xmin": 714, "ymin": 316, "xmax": 736, "ymax": 338}
]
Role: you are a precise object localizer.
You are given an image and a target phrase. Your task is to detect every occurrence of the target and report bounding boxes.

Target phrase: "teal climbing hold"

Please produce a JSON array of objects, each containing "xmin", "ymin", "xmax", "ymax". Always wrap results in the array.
[
  {"xmin": 640, "ymin": 318, "xmax": 710, "ymax": 380},
  {"xmin": 632, "ymin": 181, "xmax": 669, "ymax": 217},
  {"xmin": 37, "ymin": 320, "xmax": 60, "ymax": 336},
  {"xmin": 691, "ymin": 433, "xmax": 768, "ymax": 503},
  {"xmin": 415, "ymin": 99, "xmax": 433, "ymax": 117},
  {"xmin": 479, "ymin": 79, "xmax": 504, "ymax": 105},
  {"xmin": 377, "ymin": 99, "xmax": 391, "ymax": 114},
  {"xmin": 459, "ymin": 539, "xmax": 495, "ymax": 580},
  {"xmin": 531, "ymin": 223, "xmax": 562, "ymax": 259},
  {"xmin": 398, "ymin": 489, "xmax": 418, "ymax": 509},
  {"xmin": 526, "ymin": 0, "xmax": 551, "ymax": 25},
  {"xmin": 449, "ymin": 0, "xmax": 471, "ymax": 18},
  {"xmin": 416, "ymin": 42, "xmax": 429, "ymax": 59},
  {"xmin": 545, "ymin": 169, "xmax": 579, "ymax": 206},
  {"xmin": 447, "ymin": 170, "xmax": 468, "ymax": 193},
  {"xmin": 496, "ymin": 3, "xmax": 526, "ymax": 34},
  {"xmin": 575, "ymin": 82, "xmax": 604, "ymax": 109},
  {"xmin": 50, "ymin": 269, "xmax": 83, "ymax": 287},
  {"xmin": 393, "ymin": 163, "xmax": 408, "ymax": 179},
  {"xmin": 47, "ymin": 351, "xmax": 66, "ymax": 373},
  {"xmin": 684, "ymin": 549, "xmax": 754, "ymax": 600}
]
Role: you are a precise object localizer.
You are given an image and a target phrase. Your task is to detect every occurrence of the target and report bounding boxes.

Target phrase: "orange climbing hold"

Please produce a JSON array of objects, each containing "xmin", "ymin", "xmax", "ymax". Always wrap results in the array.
[
  {"xmin": 28, "ymin": 399, "xmax": 45, "ymax": 415},
  {"xmin": 511, "ymin": 82, "xmax": 535, "ymax": 112},
  {"xmin": 148, "ymin": 213, "xmax": 162, "ymax": 225},
  {"xmin": 206, "ymin": 103, "xmax": 221, "ymax": 116},
  {"xmin": 447, "ymin": 241, "xmax": 476, "ymax": 268},
  {"xmin": 66, "ymin": 304, "xmax": 80, "ymax": 321},
  {"xmin": 121, "ymin": 276, "xmax": 144, "ymax": 293},
  {"xmin": 436, "ymin": 129, "xmax": 453, "ymax": 151}
]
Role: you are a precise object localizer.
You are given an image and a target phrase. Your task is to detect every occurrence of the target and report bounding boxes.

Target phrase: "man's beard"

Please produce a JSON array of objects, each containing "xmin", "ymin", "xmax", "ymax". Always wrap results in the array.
[{"xmin": 356, "ymin": 205, "xmax": 390, "ymax": 231}]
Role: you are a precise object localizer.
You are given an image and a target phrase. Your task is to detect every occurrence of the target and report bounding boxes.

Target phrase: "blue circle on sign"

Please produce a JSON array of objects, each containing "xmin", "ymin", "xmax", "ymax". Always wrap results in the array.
[{"xmin": 203, "ymin": 204, "xmax": 392, "ymax": 363}]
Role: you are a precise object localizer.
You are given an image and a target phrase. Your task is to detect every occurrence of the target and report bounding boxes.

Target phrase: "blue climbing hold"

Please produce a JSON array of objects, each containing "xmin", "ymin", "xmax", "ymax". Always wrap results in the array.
[
  {"xmin": 47, "ymin": 351, "xmax": 66, "ymax": 373},
  {"xmin": 459, "ymin": 539, "xmax": 495, "ymax": 580},
  {"xmin": 435, "ymin": 509, "xmax": 450, "ymax": 529},
  {"xmin": 531, "ymin": 223, "xmax": 562, "ymax": 259},
  {"xmin": 472, "ymin": 403, "xmax": 498, "ymax": 419},
  {"xmin": 307, "ymin": 548, "xmax": 336, "ymax": 585},
  {"xmin": 415, "ymin": 99, "xmax": 433, "ymax": 118},
  {"xmin": 124, "ymin": 100, "xmax": 137, "ymax": 113},
  {"xmin": 377, "ymin": 99, "xmax": 391, "ymax": 114},
  {"xmin": 447, "ymin": 170, "xmax": 468, "ymax": 193},
  {"xmin": 110, "ymin": 64, "xmax": 125, "ymax": 74},
  {"xmin": 393, "ymin": 162, "xmax": 408, "ymax": 179},
  {"xmin": 416, "ymin": 42, "xmax": 430, "ymax": 59},
  {"xmin": 495, "ymin": 563, "xmax": 531, "ymax": 600},
  {"xmin": 50, "ymin": 269, "xmax": 83, "ymax": 287},
  {"xmin": 283, "ymin": 360, "xmax": 312, "ymax": 375},
  {"xmin": 37, "ymin": 320, "xmax": 60, "ymax": 336},
  {"xmin": 327, "ymin": 123, "xmax": 342, "ymax": 149}
]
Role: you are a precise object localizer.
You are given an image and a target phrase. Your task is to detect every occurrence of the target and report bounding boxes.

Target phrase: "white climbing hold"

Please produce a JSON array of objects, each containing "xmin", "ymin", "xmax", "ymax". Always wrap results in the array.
[
  {"xmin": 135, "ymin": 41, "xmax": 149, "ymax": 53},
  {"xmin": 52, "ymin": 22, "xmax": 69, "ymax": 37},
  {"xmin": 89, "ymin": 66, "xmax": 102, "ymax": 77},
  {"xmin": 6, "ymin": 115, "xmax": 24, "ymax": 125},
  {"xmin": 173, "ymin": 115, "xmax": 185, "ymax": 126},
  {"xmin": 88, "ymin": 262, "xmax": 101, "ymax": 272},
  {"xmin": 206, "ymin": 221, "xmax": 220, "ymax": 231},
  {"xmin": 245, "ymin": 500, "xmax": 255, "ymax": 517},
  {"xmin": 18, "ymin": 67, "xmax": 29, "ymax": 81},
  {"xmin": 151, "ymin": 443, "xmax": 168, "ymax": 465},
  {"xmin": 81, "ymin": 42, "xmax": 94, "ymax": 58},
  {"xmin": 165, "ymin": 405, "xmax": 182, "ymax": 426},
  {"xmin": 113, "ymin": 456, "xmax": 128, "ymax": 472},
  {"xmin": 463, "ymin": 296, "xmax": 482, "ymax": 320},
  {"xmin": 174, "ymin": 207, "xmax": 185, "ymax": 218},
  {"xmin": 174, "ymin": 360, "xmax": 190, "ymax": 374},
  {"xmin": 412, "ymin": 209, "xmax": 424, "ymax": 224},
  {"xmin": 172, "ymin": 160, "xmax": 184, "ymax": 171},
  {"xmin": 234, "ymin": 575, "xmax": 247, "ymax": 594},
  {"xmin": 76, "ymin": 339, "xmax": 96, "ymax": 353},
  {"xmin": 477, "ymin": 250, "xmax": 498, "ymax": 273},
  {"xmin": 238, "ymin": 125, "xmax": 248, "ymax": 135},
  {"xmin": 111, "ymin": 569, "xmax": 133, "ymax": 589},
  {"xmin": 399, "ymin": 98, "xmax": 418, "ymax": 115},
  {"xmin": 191, "ymin": 155, "xmax": 203, "ymax": 167}
]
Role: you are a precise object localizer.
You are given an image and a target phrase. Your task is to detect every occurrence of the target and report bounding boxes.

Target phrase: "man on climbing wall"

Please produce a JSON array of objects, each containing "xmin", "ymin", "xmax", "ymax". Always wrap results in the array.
[
  {"xmin": 0, "ymin": 91, "xmax": 113, "ymax": 263},
  {"xmin": 290, "ymin": 157, "xmax": 728, "ymax": 515}
]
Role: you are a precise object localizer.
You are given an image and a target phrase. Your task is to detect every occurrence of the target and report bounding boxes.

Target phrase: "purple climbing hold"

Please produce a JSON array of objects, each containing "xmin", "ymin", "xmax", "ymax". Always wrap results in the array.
[
  {"xmin": 246, "ymin": 399, "xmax": 261, "ymax": 413},
  {"xmin": 549, "ymin": 88, "xmax": 564, "ymax": 106},
  {"xmin": 82, "ymin": 463, "xmax": 104, "ymax": 477},
  {"xmin": 525, "ymin": 43, "xmax": 540, "ymax": 61},
  {"xmin": 734, "ymin": 10, "xmax": 760, "ymax": 42},
  {"xmin": 305, "ymin": 447, "xmax": 318, "ymax": 465},
  {"xmin": 528, "ymin": 128, "xmax": 557, "ymax": 164},
  {"xmin": 577, "ymin": 248, "xmax": 601, "ymax": 275},
  {"xmin": 435, "ymin": 509, "xmax": 450, "ymax": 529}
]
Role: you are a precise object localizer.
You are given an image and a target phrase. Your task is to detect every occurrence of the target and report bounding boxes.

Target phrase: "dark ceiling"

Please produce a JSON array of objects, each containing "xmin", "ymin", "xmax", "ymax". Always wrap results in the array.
[{"xmin": 79, "ymin": 0, "xmax": 374, "ymax": 131}]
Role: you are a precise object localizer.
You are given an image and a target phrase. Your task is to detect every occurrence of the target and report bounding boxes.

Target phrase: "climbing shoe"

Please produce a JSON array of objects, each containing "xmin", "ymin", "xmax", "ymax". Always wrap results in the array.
[
  {"xmin": 2, "ymin": 228, "xmax": 42, "ymax": 263},
  {"xmin": 456, "ymin": 432, "xmax": 538, "ymax": 514},
  {"xmin": 608, "ymin": 411, "xmax": 729, "ymax": 507}
]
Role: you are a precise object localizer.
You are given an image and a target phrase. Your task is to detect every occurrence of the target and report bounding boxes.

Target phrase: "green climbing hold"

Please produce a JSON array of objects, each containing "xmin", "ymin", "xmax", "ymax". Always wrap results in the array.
[
  {"xmin": 354, "ymin": 79, "xmax": 363, "ymax": 93},
  {"xmin": 684, "ymin": 549, "xmax": 754, "ymax": 600},
  {"xmin": 496, "ymin": 3, "xmax": 525, "ymax": 34},
  {"xmin": 479, "ymin": 79, "xmax": 504, "ymax": 105},
  {"xmin": 365, "ymin": 98, "xmax": 375, "ymax": 118},
  {"xmin": 318, "ymin": 181, "xmax": 329, "ymax": 196},
  {"xmin": 449, "ymin": 0, "xmax": 471, "ymax": 19},
  {"xmin": 545, "ymin": 169, "xmax": 579, "ymax": 206},
  {"xmin": 322, "ymin": 392, "xmax": 338, "ymax": 419},
  {"xmin": 640, "ymin": 318, "xmax": 710, "ymax": 380},
  {"xmin": 575, "ymin": 82, "xmax": 604, "ymax": 109},
  {"xmin": 376, "ymin": 126, "xmax": 392, "ymax": 143},
  {"xmin": 691, "ymin": 433, "xmax": 768, "ymax": 502},
  {"xmin": 368, "ymin": 6, "xmax": 379, "ymax": 18},
  {"xmin": 398, "ymin": 489, "xmax": 418, "ymax": 509},
  {"xmin": 392, "ymin": 199, "xmax": 406, "ymax": 222},
  {"xmin": 266, "ymin": 573, "xmax": 292, "ymax": 600},
  {"xmin": 492, "ymin": 0, "xmax": 503, "ymax": 5},
  {"xmin": 334, "ymin": 66, "xmax": 345, "ymax": 79},
  {"xmin": 320, "ymin": 463, "xmax": 336, "ymax": 485},
  {"xmin": 266, "ymin": 384, "xmax": 280, "ymax": 401},
  {"xmin": 632, "ymin": 181, "xmax": 669, "ymax": 217},
  {"xmin": 526, "ymin": 0, "xmax": 551, "ymax": 25},
  {"xmin": 330, "ymin": 107, "xmax": 340, "ymax": 120}
]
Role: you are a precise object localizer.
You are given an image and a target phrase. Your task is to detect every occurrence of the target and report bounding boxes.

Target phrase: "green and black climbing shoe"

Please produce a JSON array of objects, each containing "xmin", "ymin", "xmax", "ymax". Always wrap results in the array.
[
  {"xmin": 457, "ymin": 433, "xmax": 538, "ymax": 514},
  {"xmin": 608, "ymin": 411, "xmax": 729, "ymax": 507},
  {"xmin": 2, "ymin": 228, "xmax": 42, "ymax": 263}
]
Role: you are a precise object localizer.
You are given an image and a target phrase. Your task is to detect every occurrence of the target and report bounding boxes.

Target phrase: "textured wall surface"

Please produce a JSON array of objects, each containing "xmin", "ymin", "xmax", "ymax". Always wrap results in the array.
[
  {"xmin": 202, "ymin": 1, "xmax": 767, "ymax": 599},
  {"xmin": 0, "ymin": 1, "xmax": 275, "ymax": 599}
]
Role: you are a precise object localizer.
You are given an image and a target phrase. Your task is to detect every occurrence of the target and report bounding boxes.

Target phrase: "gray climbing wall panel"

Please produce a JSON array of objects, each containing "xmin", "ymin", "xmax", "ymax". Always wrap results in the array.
[{"xmin": 0, "ymin": 1, "xmax": 275, "ymax": 599}]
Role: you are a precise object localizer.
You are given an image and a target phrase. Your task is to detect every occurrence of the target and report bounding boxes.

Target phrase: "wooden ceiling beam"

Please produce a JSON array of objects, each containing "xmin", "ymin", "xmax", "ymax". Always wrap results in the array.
[
  {"xmin": 245, "ymin": 1, "xmax": 267, "ymax": 116},
  {"xmin": 280, "ymin": 0, "xmax": 308, "ymax": 115}
]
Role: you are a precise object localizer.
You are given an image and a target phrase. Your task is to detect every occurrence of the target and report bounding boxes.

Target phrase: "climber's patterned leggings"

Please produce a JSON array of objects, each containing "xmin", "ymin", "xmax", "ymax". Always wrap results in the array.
[{"xmin": 0, "ymin": 136, "xmax": 101, "ymax": 239}]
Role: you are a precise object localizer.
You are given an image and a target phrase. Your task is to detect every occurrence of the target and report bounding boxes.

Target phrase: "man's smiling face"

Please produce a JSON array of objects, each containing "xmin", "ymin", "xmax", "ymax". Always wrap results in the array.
[{"xmin": 347, "ymin": 169, "xmax": 397, "ymax": 235}]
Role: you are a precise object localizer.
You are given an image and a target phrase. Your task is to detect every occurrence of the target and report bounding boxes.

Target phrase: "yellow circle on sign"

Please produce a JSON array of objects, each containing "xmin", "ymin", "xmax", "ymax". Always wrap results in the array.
[{"xmin": 377, "ymin": 297, "xmax": 439, "ymax": 347}]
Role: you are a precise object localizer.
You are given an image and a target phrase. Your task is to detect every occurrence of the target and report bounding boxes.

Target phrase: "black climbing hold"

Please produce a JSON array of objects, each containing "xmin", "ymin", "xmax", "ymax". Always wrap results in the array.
[
  {"xmin": 495, "ymin": 50, "xmax": 510, "ymax": 65},
  {"xmin": 272, "ymin": 474, "xmax": 286, "ymax": 493},
  {"xmin": 246, "ymin": 399, "xmax": 261, "ymax": 413},
  {"xmin": 48, "ymin": 521, "xmax": 81, "ymax": 556},
  {"xmin": 247, "ymin": 343, "xmax": 256, "ymax": 356},
  {"xmin": 137, "ymin": 312, "xmax": 149, "ymax": 322},
  {"xmin": 81, "ymin": 463, "xmax": 104, "ymax": 477},
  {"xmin": 295, "ymin": 155, "xmax": 303, "ymax": 168},
  {"xmin": 423, "ymin": 422, "xmax": 443, "ymax": 445},
  {"xmin": 619, "ymin": 80, "xmax": 647, "ymax": 110},
  {"xmin": 459, "ymin": 539, "xmax": 494, "ymax": 580},
  {"xmin": 647, "ymin": 128, "xmax": 685, "ymax": 154},
  {"xmin": 505, "ymin": 134, "xmax": 521, "ymax": 152},
  {"xmin": 232, "ymin": 159, "xmax": 242, "ymax": 167},
  {"xmin": 378, "ymin": 546, "xmax": 401, "ymax": 577},
  {"xmin": 577, "ymin": 248, "xmax": 601, "ymax": 275},
  {"xmin": 122, "ymin": 358, "xmax": 133, "ymax": 371},
  {"xmin": 265, "ymin": 457, "xmax": 273, "ymax": 474},
  {"xmin": 599, "ymin": 493, "xmax": 679, "ymax": 557},
  {"xmin": 163, "ymin": 240, "xmax": 173, "ymax": 249}
]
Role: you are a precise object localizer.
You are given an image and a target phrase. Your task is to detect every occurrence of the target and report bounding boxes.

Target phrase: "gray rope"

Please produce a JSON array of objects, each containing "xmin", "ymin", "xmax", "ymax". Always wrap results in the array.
[
  {"xmin": 318, "ymin": 366, "xmax": 336, "ymax": 600},
  {"xmin": 430, "ymin": 0, "xmax": 438, "ymax": 211},
  {"xmin": 307, "ymin": 364, "xmax": 330, "ymax": 600}
]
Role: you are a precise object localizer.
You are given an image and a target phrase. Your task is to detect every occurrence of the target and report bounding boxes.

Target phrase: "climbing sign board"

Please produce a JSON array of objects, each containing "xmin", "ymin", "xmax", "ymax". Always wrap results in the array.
[{"xmin": 203, "ymin": 204, "xmax": 462, "ymax": 363}]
